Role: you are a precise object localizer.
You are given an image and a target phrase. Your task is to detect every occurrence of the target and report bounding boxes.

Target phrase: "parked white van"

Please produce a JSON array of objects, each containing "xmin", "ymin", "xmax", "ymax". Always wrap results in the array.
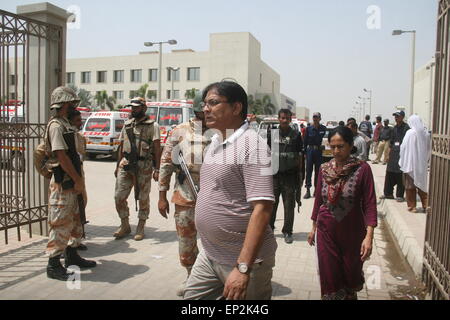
[{"xmin": 82, "ymin": 111, "xmax": 129, "ymax": 160}]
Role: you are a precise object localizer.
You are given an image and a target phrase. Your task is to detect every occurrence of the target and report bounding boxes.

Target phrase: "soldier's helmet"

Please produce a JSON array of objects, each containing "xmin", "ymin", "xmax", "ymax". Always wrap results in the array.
[
  {"xmin": 192, "ymin": 93, "xmax": 203, "ymax": 113},
  {"xmin": 127, "ymin": 97, "xmax": 147, "ymax": 109},
  {"xmin": 50, "ymin": 86, "xmax": 80, "ymax": 109}
]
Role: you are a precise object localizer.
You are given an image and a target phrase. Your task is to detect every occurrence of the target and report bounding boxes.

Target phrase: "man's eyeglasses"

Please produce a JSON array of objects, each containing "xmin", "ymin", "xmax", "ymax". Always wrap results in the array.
[{"xmin": 200, "ymin": 99, "xmax": 229, "ymax": 109}]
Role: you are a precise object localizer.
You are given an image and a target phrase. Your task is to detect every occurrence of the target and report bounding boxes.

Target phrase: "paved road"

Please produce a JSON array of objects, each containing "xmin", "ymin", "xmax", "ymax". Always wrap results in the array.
[{"xmin": 0, "ymin": 158, "xmax": 424, "ymax": 300}]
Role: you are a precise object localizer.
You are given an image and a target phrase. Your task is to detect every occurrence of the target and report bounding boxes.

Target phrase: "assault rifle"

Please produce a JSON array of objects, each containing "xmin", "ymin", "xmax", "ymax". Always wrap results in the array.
[
  {"xmin": 177, "ymin": 150, "xmax": 199, "ymax": 200},
  {"xmin": 123, "ymin": 127, "xmax": 140, "ymax": 211}
]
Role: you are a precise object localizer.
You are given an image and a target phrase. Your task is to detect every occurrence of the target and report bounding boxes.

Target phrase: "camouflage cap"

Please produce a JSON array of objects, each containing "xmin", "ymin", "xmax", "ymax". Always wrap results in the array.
[
  {"xmin": 50, "ymin": 86, "xmax": 80, "ymax": 109},
  {"xmin": 127, "ymin": 97, "xmax": 147, "ymax": 108},
  {"xmin": 192, "ymin": 92, "xmax": 203, "ymax": 113}
]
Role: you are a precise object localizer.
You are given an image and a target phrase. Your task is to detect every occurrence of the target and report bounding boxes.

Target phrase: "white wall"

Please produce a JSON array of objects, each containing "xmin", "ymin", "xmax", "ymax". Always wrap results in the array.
[{"xmin": 414, "ymin": 59, "xmax": 435, "ymax": 130}]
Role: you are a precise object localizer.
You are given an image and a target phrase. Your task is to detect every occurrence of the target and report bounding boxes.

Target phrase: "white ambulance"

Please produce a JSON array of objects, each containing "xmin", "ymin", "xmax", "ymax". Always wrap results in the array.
[
  {"xmin": 82, "ymin": 111, "xmax": 129, "ymax": 160},
  {"xmin": 120, "ymin": 100, "xmax": 195, "ymax": 146},
  {"xmin": 76, "ymin": 106, "xmax": 93, "ymax": 128}
]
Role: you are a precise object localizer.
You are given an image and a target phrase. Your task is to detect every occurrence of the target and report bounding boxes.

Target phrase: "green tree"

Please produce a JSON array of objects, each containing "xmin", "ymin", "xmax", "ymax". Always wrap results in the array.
[
  {"xmin": 94, "ymin": 90, "xmax": 116, "ymax": 110},
  {"xmin": 185, "ymin": 88, "xmax": 199, "ymax": 100},
  {"xmin": 262, "ymin": 95, "xmax": 276, "ymax": 115},
  {"xmin": 248, "ymin": 94, "xmax": 263, "ymax": 115},
  {"xmin": 68, "ymin": 84, "xmax": 92, "ymax": 107}
]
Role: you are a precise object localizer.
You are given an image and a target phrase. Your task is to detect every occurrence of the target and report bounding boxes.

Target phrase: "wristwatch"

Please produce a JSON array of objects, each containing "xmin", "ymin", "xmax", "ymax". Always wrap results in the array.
[{"xmin": 236, "ymin": 262, "xmax": 251, "ymax": 275}]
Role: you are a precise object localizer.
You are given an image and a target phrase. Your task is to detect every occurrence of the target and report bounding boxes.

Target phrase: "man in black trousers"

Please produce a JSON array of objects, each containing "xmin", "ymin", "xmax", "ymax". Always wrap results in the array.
[{"xmin": 380, "ymin": 111, "xmax": 410, "ymax": 202}]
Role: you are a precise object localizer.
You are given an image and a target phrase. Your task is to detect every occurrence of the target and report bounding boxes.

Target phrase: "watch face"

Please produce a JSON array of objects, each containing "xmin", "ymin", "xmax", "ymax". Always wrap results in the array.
[{"xmin": 238, "ymin": 263, "xmax": 248, "ymax": 274}]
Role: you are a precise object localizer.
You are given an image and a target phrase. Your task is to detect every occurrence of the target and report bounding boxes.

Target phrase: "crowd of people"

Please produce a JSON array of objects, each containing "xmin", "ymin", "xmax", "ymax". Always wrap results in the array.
[{"xmin": 40, "ymin": 81, "xmax": 431, "ymax": 301}]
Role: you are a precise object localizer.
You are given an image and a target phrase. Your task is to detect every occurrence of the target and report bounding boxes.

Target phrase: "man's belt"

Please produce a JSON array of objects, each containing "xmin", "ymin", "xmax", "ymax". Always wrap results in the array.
[{"xmin": 307, "ymin": 145, "xmax": 321, "ymax": 150}]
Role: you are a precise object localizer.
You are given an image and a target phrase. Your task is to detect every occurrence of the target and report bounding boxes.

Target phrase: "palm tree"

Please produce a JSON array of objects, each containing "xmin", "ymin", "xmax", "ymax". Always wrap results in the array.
[
  {"xmin": 105, "ymin": 95, "xmax": 116, "ymax": 110},
  {"xmin": 248, "ymin": 94, "xmax": 264, "ymax": 115},
  {"xmin": 94, "ymin": 91, "xmax": 108, "ymax": 110},
  {"xmin": 185, "ymin": 88, "xmax": 199, "ymax": 100},
  {"xmin": 68, "ymin": 84, "xmax": 92, "ymax": 107},
  {"xmin": 262, "ymin": 95, "xmax": 276, "ymax": 115},
  {"xmin": 94, "ymin": 90, "xmax": 116, "ymax": 110}
]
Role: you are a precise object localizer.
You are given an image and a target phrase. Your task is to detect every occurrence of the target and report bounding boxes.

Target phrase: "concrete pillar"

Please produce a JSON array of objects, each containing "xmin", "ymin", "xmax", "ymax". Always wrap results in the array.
[
  {"xmin": 17, "ymin": 2, "xmax": 71, "ymax": 122},
  {"xmin": 15, "ymin": 3, "xmax": 70, "ymax": 236}
]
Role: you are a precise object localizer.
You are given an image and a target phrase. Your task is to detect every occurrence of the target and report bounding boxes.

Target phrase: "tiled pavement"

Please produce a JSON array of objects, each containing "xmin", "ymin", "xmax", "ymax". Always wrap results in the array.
[{"xmin": 0, "ymin": 159, "xmax": 419, "ymax": 300}]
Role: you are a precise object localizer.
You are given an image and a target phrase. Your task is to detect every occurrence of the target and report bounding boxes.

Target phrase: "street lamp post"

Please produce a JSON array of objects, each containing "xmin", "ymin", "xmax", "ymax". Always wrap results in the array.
[
  {"xmin": 168, "ymin": 67, "xmax": 180, "ymax": 100},
  {"xmin": 364, "ymin": 88, "xmax": 372, "ymax": 119},
  {"xmin": 358, "ymin": 96, "xmax": 368, "ymax": 121},
  {"xmin": 355, "ymin": 101, "xmax": 362, "ymax": 122},
  {"xmin": 392, "ymin": 30, "xmax": 416, "ymax": 116},
  {"xmin": 144, "ymin": 39, "xmax": 177, "ymax": 101}
]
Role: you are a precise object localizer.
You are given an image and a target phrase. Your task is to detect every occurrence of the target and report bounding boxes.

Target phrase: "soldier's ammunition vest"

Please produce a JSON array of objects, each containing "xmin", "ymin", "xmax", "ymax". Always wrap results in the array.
[
  {"xmin": 273, "ymin": 128, "xmax": 300, "ymax": 173},
  {"xmin": 122, "ymin": 118, "xmax": 155, "ymax": 161}
]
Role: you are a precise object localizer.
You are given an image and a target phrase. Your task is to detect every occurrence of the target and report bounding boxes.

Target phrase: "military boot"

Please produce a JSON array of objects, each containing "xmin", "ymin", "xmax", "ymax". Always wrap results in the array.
[
  {"xmin": 47, "ymin": 255, "xmax": 73, "ymax": 281},
  {"xmin": 64, "ymin": 246, "xmax": 97, "ymax": 269},
  {"xmin": 303, "ymin": 188, "xmax": 311, "ymax": 199},
  {"xmin": 134, "ymin": 219, "xmax": 146, "ymax": 241},
  {"xmin": 113, "ymin": 217, "xmax": 131, "ymax": 239},
  {"xmin": 176, "ymin": 266, "xmax": 192, "ymax": 297}
]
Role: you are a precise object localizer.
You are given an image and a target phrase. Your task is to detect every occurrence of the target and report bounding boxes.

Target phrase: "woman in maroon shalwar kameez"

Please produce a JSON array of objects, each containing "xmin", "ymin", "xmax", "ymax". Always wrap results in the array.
[{"xmin": 308, "ymin": 126, "xmax": 377, "ymax": 300}]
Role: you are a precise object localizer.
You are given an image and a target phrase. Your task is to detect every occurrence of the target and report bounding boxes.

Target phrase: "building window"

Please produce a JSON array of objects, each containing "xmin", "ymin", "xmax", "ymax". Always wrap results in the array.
[
  {"xmin": 187, "ymin": 67, "xmax": 200, "ymax": 81},
  {"xmin": 66, "ymin": 72, "xmax": 75, "ymax": 84},
  {"xmin": 129, "ymin": 90, "xmax": 137, "ymax": 99},
  {"xmin": 167, "ymin": 68, "xmax": 180, "ymax": 81},
  {"xmin": 9, "ymin": 75, "xmax": 16, "ymax": 85},
  {"xmin": 166, "ymin": 90, "xmax": 180, "ymax": 99},
  {"xmin": 113, "ymin": 91, "xmax": 124, "ymax": 100},
  {"xmin": 81, "ymin": 72, "xmax": 91, "ymax": 84},
  {"xmin": 10, "ymin": 92, "xmax": 16, "ymax": 100},
  {"xmin": 147, "ymin": 90, "xmax": 157, "ymax": 100},
  {"xmin": 149, "ymin": 69, "xmax": 158, "ymax": 82},
  {"xmin": 260, "ymin": 74, "xmax": 262, "ymax": 87},
  {"xmin": 113, "ymin": 70, "xmax": 124, "ymax": 83},
  {"xmin": 130, "ymin": 69, "xmax": 142, "ymax": 83},
  {"xmin": 272, "ymin": 81, "xmax": 275, "ymax": 94},
  {"xmin": 97, "ymin": 71, "xmax": 107, "ymax": 83}
]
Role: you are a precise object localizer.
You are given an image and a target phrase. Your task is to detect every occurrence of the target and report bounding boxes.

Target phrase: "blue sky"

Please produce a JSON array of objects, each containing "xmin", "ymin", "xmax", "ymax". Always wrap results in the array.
[{"xmin": 3, "ymin": 0, "xmax": 438, "ymax": 121}]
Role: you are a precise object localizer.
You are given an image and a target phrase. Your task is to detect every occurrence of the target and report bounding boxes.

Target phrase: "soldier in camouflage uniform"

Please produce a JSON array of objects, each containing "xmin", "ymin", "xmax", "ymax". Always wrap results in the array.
[
  {"xmin": 114, "ymin": 97, "xmax": 161, "ymax": 241},
  {"xmin": 158, "ymin": 93, "xmax": 210, "ymax": 296},
  {"xmin": 45, "ymin": 87, "xmax": 96, "ymax": 281}
]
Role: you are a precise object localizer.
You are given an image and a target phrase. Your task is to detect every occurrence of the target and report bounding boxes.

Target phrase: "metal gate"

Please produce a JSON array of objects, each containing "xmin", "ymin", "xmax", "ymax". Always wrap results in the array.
[
  {"xmin": 423, "ymin": 0, "xmax": 450, "ymax": 300},
  {"xmin": 0, "ymin": 9, "xmax": 63, "ymax": 244}
]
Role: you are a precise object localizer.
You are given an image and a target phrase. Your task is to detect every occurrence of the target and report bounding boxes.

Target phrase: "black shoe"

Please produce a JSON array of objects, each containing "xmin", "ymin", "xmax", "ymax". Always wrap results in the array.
[
  {"xmin": 76, "ymin": 243, "xmax": 88, "ymax": 251},
  {"xmin": 64, "ymin": 246, "xmax": 97, "ymax": 269},
  {"xmin": 284, "ymin": 233, "xmax": 294, "ymax": 244},
  {"xmin": 47, "ymin": 255, "xmax": 73, "ymax": 281},
  {"xmin": 379, "ymin": 195, "xmax": 394, "ymax": 200},
  {"xmin": 303, "ymin": 189, "xmax": 311, "ymax": 199}
]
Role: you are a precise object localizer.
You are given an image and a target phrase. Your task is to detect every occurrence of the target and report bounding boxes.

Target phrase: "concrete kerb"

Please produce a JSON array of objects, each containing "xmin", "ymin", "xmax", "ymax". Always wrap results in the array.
[{"xmin": 372, "ymin": 165, "xmax": 423, "ymax": 277}]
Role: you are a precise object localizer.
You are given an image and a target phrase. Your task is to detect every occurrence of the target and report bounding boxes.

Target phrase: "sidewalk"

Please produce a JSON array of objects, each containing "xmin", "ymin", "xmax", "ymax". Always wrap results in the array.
[
  {"xmin": 369, "ymin": 162, "xmax": 426, "ymax": 277},
  {"xmin": 0, "ymin": 159, "xmax": 422, "ymax": 300}
]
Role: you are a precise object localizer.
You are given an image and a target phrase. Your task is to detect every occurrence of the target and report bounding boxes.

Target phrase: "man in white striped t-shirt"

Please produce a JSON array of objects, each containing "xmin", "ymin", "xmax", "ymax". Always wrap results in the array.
[{"xmin": 184, "ymin": 81, "xmax": 277, "ymax": 300}]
